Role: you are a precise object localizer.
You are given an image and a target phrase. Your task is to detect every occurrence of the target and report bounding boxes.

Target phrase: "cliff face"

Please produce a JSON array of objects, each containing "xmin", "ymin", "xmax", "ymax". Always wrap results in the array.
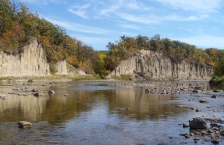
[
  {"xmin": 0, "ymin": 38, "xmax": 86, "ymax": 77},
  {"xmin": 0, "ymin": 38, "xmax": 50, "ymax": 77},
  {"xmin": 108, "ymin": 50, "xmax": 213, "ymax": 80}
]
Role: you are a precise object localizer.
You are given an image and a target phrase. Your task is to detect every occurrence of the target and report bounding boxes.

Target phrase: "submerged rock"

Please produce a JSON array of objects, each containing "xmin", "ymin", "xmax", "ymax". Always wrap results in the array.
[{"xmin": 189, "ymin": 117, "xmax": 207, "ymax": 129}]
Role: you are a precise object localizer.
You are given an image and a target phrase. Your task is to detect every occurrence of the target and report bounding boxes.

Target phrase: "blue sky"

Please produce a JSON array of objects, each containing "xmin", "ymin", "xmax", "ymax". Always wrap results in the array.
[{"xmin": 20, "ymin": 0, "xmax": 224, "ymax": 50}]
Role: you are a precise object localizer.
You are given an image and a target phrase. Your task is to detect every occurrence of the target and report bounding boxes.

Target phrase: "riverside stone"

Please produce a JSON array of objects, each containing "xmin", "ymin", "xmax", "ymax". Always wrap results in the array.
[
  {"xmin": 18, "ymin": 121, "xmax": 32, "ymax": 129},
  {"xmin": 211, "ymin": 95, "xmax": 218, "ymax": 99},
  {"xmin": 0, "ymin": 94, "xmax": 6, "ymax": 100},
  {"xmin": 48, "ymin": 90, "xmax": 55, "ymax": 95},
  {"xmin": 189, "ymin": 117, "xmax": 207, "ymax": 129},
  {"xmin": 33, "ymin": 92, "xmax": 42, "ymax": 97}
]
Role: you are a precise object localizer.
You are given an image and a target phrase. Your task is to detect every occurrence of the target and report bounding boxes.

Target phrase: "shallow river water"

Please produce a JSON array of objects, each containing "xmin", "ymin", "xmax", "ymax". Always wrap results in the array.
[{"xmin": 0, "ymin": 81, "xmax": 223, "ymax": 145}]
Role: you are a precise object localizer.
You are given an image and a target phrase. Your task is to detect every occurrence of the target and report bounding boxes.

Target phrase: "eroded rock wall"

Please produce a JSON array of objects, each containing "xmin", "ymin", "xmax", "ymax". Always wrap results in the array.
[
  {"xmin": 54, "ymin": 60, "xmax": 86, "ymax": 76},
  {"xmin": 108, "ymin": 50, "xmax": 213, "ymax": 80},
  {"xmin": 0, "ymin": 38, "xmax": 50, "ymax": 77},
  {"xmin": 0, "ymin": 38, "xmax": 86, "ymax": 77}
]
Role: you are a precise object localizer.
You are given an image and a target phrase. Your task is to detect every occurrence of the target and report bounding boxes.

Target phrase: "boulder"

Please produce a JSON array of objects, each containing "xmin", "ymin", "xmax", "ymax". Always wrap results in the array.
[
  {"xmin": 32, "ymin": 89, "xmax": 38, "ymax": 92},
  {"xmin": 0, "ymin": 94, "xmax": 6, "ymax": 100},
  {"xmin": 145, "ymin": 89, "xmax": 150, "ymax": 93},
  {"xmin": 199, "ymin": 100, "xmax": 208, "ymax": 103},
  {"xmin": 64, "ymin": 94, "xmax": 69, "ymax": 97},
  {"xmin": 160, "ymin": 89, "xmax": 166, "ymax": 94},
  {"xmin": 189, "ymin": 117, "xmax": 207, "ymax": 129},
  {"xmin": 192, "ymin": 90, "xmax": 200, "ymax": 93},
  {"xmin": 48, "ymin": 90, "xmax": 55, "ymax": 95},
  {"xmin": 220, "ymin": 130, "xmax": 224, "ymax": 136},
  {"xmin": 211, "ymin": 95, "xmax": 218, "ymax": 99},
  {"xmin": 183, "ymin": 123, "xmax": 189, "ymax": 128},
  {"xmin": 33, "ymin": 92, "xmax": 42, "ymax": 97},
  {"xmin": 18, "ymin": 121, "xmax": 32, "ymax": 129}
]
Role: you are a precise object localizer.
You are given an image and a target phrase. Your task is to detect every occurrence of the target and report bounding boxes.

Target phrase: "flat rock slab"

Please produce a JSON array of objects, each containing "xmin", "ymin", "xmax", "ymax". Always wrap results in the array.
[{"xmin": 18, "ymin": 121, "xmax": 32, "ymax": 129}]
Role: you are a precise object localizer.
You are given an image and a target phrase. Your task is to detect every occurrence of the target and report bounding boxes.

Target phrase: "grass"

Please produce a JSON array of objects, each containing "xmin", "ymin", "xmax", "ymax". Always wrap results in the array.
[
  {"xmin": 209, "ymin": 76, "xmax": 224, "ymax": 88},
  {"xmin": 112, "ymin": 74, "xmax": 134, "ymax": 81},
  {"xmin": 72, "ymin": 74, "xmax": 104, "ymax": 81},
  {"xmin": 0, "ymin": 77, "xmax": 13, "ymax": 81}
]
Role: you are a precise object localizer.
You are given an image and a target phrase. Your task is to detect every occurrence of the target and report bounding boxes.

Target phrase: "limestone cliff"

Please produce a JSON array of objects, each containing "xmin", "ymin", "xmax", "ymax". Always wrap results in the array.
[
  {"xmin": 108, "ymin": 50, "xmax": 213, "ymax": 80},
  {"xmin": 0, "ymin": 38, "xmax": 86, "ymax": 77}
]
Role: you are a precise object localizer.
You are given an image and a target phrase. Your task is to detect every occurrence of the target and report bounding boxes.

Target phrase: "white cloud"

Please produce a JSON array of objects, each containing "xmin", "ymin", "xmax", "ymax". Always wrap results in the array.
[
  {"xmin": 118, "ymin": 23, "xmax": 141, "ymax": 30},
  {"xmin": 116, "ymin": 13, "xmax": 209, "ymax": 25},
  {"xmin": 68, "ymin": 4, "xmax": 90, "ymax": 19},
  {"xmin": 45, "ymin": 17, "xmax": 110, "ymax": 34},
  {"xmin": 116, "ymin": 13, "xmax": 160, "ymax": 24},
  {"xmin": 99, "ymin": 0, "xmax": 152, "ymax": 16},
  {"xmin": 163, "ymin": 14, "xmax": 209, "ymax": 21},
  {"xmin": 156, "ymin": 0, "xmax": 222, "ymax": 13}
]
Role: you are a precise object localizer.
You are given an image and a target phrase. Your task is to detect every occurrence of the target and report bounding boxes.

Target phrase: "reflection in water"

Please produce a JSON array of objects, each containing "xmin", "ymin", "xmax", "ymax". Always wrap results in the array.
[
  {"xmin": 107, "ymin": 89, "xmax": 186, "ymax": 121},
  {"xmin": 0, "ymin": 81, "xmax": 209, "ymax": 123},
  {"xmin": 0, "ymin": 82, "xmax": 97, "ymax": 124}
]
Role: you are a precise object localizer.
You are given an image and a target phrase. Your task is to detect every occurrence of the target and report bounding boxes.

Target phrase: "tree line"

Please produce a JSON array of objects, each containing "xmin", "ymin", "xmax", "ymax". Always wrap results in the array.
[{"xmin": 1, "ymin": 0, "xmax": 224, "ymax": 80}]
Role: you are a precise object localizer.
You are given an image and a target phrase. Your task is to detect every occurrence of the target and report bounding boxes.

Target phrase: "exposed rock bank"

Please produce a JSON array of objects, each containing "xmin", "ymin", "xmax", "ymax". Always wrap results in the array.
[
  {"xmin": 0, "ymin": 38, "xmax": 86, "ymax": 77},
  {"xmin": 107, "ymin": 50, "xmax": 213, "ymax": 80}
]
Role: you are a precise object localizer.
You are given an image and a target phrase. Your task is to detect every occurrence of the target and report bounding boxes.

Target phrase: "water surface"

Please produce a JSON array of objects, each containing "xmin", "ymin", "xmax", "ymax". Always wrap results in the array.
[{"xmin": 0, "ymin": 81, "xmax": 222, "ymax": 144}]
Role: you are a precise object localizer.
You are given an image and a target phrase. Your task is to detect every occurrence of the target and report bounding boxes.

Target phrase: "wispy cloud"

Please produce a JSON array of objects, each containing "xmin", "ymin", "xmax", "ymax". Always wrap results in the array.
[
  {"xmin": 118, "ymin": 23, "xmax": 141, "ymax": 30},
  {"xmin": 156, "ymin": 0, "xmax": 222, "ymax": 13},
  {"xmin": 163, "ymin": 14, "xmax": 209, "ymax": 21},
  {"xmin": 45, "ymin": 17, "xmax": 110, "ymax": 34},
  {"xmin": 116, "ymin": 13, "xmax": 209, "ymax": 25},
  {"xmin": 99, "ymin": 0, "xmax": 152, "ymax": 16},
  {"xmin": 117, "ymin": 13, "xmax": 160, "ymax": 24},
  {"xmin": 68, "ymin": 4, "xmax": 90, "ymax": 19}
]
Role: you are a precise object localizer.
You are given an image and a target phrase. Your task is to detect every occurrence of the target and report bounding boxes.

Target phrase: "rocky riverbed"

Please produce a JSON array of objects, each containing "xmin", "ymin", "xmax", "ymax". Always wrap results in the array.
[{"xmin": 120, "ymin": 81, "xmax": 224, "ymax": 144}]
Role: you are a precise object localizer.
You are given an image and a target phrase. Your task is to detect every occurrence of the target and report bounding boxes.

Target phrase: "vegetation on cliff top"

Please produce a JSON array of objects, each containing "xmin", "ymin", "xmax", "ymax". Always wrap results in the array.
[
  {"xmin": 1, "ymin": 0, "xmax": 224, "ymax": 81},
  {"xmin": 209, "ymin": 58, "xmax": 224, "ymax": 87}
]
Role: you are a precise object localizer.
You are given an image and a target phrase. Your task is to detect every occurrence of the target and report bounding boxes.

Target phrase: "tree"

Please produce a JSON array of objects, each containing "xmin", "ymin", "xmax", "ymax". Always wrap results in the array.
[
  {"xmin": 0, "ymin": 0, "xmax": 15, "ymax": 35},
  {"xmin": 213, "ymin": 58, "xmax": 224, "ymax": 76}
]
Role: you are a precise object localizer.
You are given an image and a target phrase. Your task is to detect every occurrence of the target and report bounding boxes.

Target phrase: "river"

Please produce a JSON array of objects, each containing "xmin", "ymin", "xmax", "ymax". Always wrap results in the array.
[{"xmin": 0, "ymin": 80, "xmax": 223, "ymax": 144}]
